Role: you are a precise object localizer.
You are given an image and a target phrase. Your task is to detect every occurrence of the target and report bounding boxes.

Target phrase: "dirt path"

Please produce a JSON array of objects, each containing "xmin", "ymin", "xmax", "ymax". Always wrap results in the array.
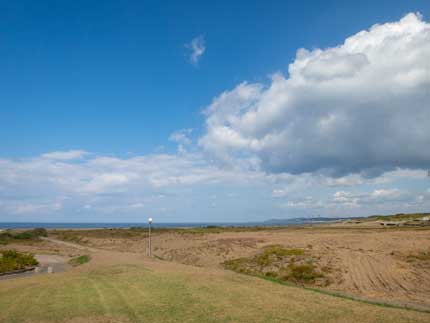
[
  {"xmin": 41, "ymin": 237, "xmax": 99, "ymax": 252},
  {"xmin": 41, "ymin": 236, "xmax": 150, "ymax": 271}
]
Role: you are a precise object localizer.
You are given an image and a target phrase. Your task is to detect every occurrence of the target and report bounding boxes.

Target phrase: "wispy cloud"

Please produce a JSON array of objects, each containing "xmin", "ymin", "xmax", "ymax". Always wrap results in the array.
[
  {"xmin": 169, "ymin": 128, "xmax": 193, "ymax": 153},
  {"xmin": 41, "ymin": 150, "xmax": 89, "ymax": 160},
  {"xmin": 186, "ymin": 35, "xmax": 205, "ymax": 66}
]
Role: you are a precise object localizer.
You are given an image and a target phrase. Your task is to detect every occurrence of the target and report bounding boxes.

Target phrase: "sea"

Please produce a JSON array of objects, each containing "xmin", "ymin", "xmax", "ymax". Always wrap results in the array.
[
  {"xmin": 0, "ymin": 218, "xmax": 344, "ymax": 230},
  {"xmin": 0, "ymin": 222, "xmax": 287, "ymax": 229}
]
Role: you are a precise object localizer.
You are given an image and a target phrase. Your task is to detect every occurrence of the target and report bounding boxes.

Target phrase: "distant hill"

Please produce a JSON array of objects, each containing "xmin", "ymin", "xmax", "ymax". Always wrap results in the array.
[
  {"xmin": 264, "ymin": 212, "xmax": 430, "ymax": 225},
  {"xmin": 263, "ymin": 217, "xmax": 363, "ymax": 225}
]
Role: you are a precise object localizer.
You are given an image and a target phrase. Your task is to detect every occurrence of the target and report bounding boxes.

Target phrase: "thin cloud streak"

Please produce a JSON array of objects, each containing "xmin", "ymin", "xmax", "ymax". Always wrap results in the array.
[{"xmin": 186, "ymin": 35, "xmax": 206, "ymax": 66}]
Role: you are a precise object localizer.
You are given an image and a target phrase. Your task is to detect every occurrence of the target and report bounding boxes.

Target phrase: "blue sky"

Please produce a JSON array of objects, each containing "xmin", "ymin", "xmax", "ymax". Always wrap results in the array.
[
  {"xmin": 1, "ymin": 0, "xmax": 429, "ymax": 157},
  {"xmin": 0, "ymin": 1, "xmax": 429, "ymax": 222}
]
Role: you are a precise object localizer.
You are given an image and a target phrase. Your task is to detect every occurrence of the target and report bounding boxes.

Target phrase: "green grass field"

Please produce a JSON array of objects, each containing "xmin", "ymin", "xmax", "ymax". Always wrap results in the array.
[{"xmin": 0, "ymin": 262, "xmax": 429, "ymax": 323}]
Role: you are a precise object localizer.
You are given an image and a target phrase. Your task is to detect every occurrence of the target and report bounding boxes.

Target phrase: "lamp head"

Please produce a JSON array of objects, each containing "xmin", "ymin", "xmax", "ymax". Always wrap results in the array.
[{"xmin": 148, "ymin": 217, "xmax": 153, "ymax": 224}]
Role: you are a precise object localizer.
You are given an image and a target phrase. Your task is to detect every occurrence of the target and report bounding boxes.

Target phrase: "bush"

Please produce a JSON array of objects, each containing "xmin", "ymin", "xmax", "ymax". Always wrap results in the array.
[
  {"xmin": 58, "ymin": 233, "xmax": 85, "ymax": 243},
  {"xmin": 0, "ymin": 231, "xmax": 13, "ymax": 245},
  {"xmin": 285, "ymin": 263, "xmax": 324, "ymax": 283},
  {"xmin": 13, "ymin": 232, "xmax": 34, "ymax": 240},
  {"xmin": 32, "ymin": 228, "xmax": 48, "ymax": 237},
  {"xmin": 68, "ymin": 255, "xmax": 91, "ymax": 266},
  {"xmin": 9, "ymin": 228, "xmax": 48, "ymax": 240},
  {"xmin": 223, "ymin": 258, "xmax": 250, "ymax": 272},
  {"xmin": 255, "ymin": 245, "xmax": 305, "ymax": 266},
  {"xmin": 0, "ymin": 250, "xmax": 38, "ymax": 273},
  {"xmin": 223, "ymin": 245, "xmax": 326, "ymax": 286}
]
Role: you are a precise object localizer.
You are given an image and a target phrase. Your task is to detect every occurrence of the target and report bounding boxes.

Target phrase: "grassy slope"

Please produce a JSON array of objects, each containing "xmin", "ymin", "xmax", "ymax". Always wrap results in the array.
[
  {"xmin": 368, "ymin": 213, "xmax": 430, "ymax": 221},
  {"xmin": 0, "ymin": 262, "xmax": 429, "ymax": 323}
]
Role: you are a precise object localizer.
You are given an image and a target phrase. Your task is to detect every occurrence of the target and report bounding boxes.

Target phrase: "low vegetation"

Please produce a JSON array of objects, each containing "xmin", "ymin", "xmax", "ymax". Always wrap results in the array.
[
  {"xmin": 68, "ymin": 255, "xmax": 91, "ymax": 266},
  {"xmin": 0, "ymin": 249, "xmax": 38, "ymax": 273},
  {"xmin": 368, "ymin": 213, "xmax": 430, "ymax": 222},
  {"xmin": 0, "ymin": 228, "xmax": 47, "ymax": 245},
  {"xmin": 223, "ymin": 245, "xmax": 328, "ymax": 286},
  {"xmin": 50, "ymin": 226, "xmax": 291, "ymax": 243},
  {"xmin": 166, "ymin": 226, "xmax": 289, "ymax": 235},
  {"xmin": 55, "ymin": 232, "xmax": 88, "ymax": 244}
]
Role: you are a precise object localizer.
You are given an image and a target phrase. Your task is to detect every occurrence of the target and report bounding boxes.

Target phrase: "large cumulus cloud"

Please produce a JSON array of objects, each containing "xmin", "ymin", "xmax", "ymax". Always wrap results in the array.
[{"xmin": 199, "ymin": 13, "xmax": 430, "ymax": 177}]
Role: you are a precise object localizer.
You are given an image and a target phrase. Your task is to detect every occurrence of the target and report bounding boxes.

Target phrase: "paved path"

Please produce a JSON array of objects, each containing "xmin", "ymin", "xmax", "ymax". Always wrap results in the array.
[{"xmin": 0, "ymin": 253, "xmax": 71, "ymax": 281}]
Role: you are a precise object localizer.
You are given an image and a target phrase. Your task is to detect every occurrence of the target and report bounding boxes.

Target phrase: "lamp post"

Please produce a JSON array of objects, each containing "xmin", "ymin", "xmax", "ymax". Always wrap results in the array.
[{"xmin": 148, "ymin": 217, "xmax": 153, "ymax": 257}]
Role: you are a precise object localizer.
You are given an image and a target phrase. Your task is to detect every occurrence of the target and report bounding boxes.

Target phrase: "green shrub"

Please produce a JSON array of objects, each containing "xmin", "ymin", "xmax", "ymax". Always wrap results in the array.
[
  {"xmin": 59, "ymin": 233, "xmax": 84, "ymax": 243},
  {"xmin": 223, "ymin": 245, "xmax": 325, "ymax": 286},
  {"xmin": 223, "ymin": 258, "xmax": 249, "ymax": 272},
  {"xmin": 68, "ymin": 255, "xmax": 91, "ymax": 266},
  {"xmin": 0, "ymin": 231, "xmax": 13, "ymax": 245},
  {"xmin": 0, "ymin": 250, "xmax": 38, "ymax": 273},
  {"xmin": 13, "ymin": 232, "xmax": 34, "ymax": 240},
  {"xmin": 255, "ymin": 245, "xmax": 305, "ymax": 266},
  {"xmin": 32, "ymin": 228, "xmax": 48, "ymax": 237},
  {"xmin": 0, "ymin": 228, "xmax": 47, "ymax": 244},
  {"xmin": 8, "ymin": 228, "xmax": 48, "ymax": 240},
  {"xmin": 285, "ymin": 263, "xmax": 324, "ymax": 283}
]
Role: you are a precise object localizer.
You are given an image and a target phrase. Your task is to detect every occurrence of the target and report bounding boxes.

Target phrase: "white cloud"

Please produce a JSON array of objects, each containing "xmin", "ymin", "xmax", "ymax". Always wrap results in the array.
[
  {"xmin": 130, "ymin": 202, "xmax": 145, "ymax": 209},
  {"xmin": 80, "ymin": 173, "xmax": 133, "ymax": 194},
  {"xmin": 280, "ymin": 186, "xmax": 429, "ymax": 212},
  {"xmin": 272, "ymin": 188, "xmax": 288, "ymax": 198},
  {"xmin": 332, "ymin": 188, "xmax": 410, "ymax": 207},
  {"xmin": 169, "ymin": 128, "xmax": 193, "ymax": 154},
  {"xmin": 282, "ymin": 196, "xmax": 323, "ymax": 209},
  {"xmin": 371, "ymin": 188, "xmax": 403, "ymax": 199},
  {"xmin": 170, "ymin": 129, "xmax": 192, "ymax": 146},
  {"xmin": 0, "ymin": 150, "xmax": 429, "ymax": 219},
  {"xmin": 12, "ymin": 202, "xmax": 62, "ymax": 215},
  {"xmin": 186, "ymin": 35, "xmax": 205, "ymax": 66},
  {"xmin": 41, "ymin": 150, "xmax": 89, "ymax": 160},
  {"xmin": 199, "ymin": 13, "xmax": 430, "ymax": 177}
]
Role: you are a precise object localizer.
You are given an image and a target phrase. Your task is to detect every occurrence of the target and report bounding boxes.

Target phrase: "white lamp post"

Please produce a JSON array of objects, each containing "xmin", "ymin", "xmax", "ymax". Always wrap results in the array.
[{"xmin": 148, "ymin": 217, "xmax": 153, "ymax": 257}]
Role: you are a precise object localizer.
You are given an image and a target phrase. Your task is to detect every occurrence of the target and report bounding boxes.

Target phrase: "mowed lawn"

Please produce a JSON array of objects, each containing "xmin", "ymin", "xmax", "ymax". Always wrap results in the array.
[{"xmin": 0, "ymin": 263, "xmax": 429, "ymax": 323}]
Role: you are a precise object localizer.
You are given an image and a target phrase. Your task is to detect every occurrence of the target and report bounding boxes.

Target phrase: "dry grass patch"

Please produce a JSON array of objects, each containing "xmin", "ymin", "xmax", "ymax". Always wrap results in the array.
[{"xmin": 406, "ymin": 249, "xmax": 430, "ymax": 262}]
